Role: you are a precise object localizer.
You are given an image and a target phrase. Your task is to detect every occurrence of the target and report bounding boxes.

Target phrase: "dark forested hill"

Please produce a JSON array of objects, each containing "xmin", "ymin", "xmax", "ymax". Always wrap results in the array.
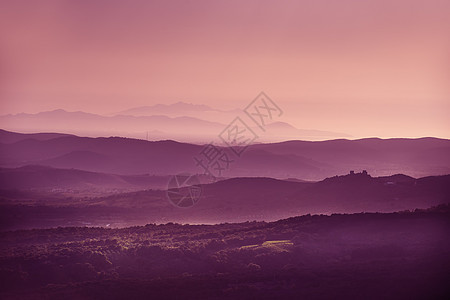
[{"xmin": 0, "ymin": 207, "xmax": 448, "ymax": 299}]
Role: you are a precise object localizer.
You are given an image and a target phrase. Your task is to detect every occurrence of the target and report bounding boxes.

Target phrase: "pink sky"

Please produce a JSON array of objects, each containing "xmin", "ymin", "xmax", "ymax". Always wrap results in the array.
[{"xmin": 0, "ymin": 0, "xmax": 449, "ymax": 138}]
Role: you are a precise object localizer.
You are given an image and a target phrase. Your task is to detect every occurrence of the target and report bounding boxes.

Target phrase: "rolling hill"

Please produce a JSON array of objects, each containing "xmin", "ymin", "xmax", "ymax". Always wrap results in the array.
[
  {"xmin": 1, "ymin": 130, "xmax": 449, "ymax": 179},
  {"xmin": 0, "ymin": 165, "xmax": 172, "ymax": 192},
  {"xmin": 1, "ymin": 170, "xmax": 448, "ymax": 229}
]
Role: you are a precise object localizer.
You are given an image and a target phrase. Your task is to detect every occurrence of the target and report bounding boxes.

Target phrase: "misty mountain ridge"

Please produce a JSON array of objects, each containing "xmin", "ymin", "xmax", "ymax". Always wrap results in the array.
[
  {"xmin": 116, "ymin": 101, "xmax": 238, "ymax": 116},
  {"xmin": 1, "ymin": 129, "xmax": 449, "ymax": 180},
  {"xmin": 0, "ymin": 107, "xmax": 350, "ymax": 141}
]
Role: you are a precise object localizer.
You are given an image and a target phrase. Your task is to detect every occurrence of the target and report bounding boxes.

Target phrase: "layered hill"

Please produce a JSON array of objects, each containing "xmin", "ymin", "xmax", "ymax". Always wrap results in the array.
[
  {"xmin": 0, "ymin": 129, "xmax": 449, "ymax": 179},
  {"xmin": 1, "ymin": 170, "xmax": 448, "ymax": 229}
]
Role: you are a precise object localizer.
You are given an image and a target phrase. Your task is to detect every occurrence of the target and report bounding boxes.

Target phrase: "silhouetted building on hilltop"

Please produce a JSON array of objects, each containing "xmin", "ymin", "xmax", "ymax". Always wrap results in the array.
[{"xmin": 349, "ymin": 170, "xmax": 369, "ymax": 176}]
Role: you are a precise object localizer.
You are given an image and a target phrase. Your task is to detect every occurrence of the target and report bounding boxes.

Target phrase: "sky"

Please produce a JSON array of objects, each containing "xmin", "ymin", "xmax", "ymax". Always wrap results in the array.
[{"xmin": 0, "ymin": 0, "xmax": 449, "ymax": 138}]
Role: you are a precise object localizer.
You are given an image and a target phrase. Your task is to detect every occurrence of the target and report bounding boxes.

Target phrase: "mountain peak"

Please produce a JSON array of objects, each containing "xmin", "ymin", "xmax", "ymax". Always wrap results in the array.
[
  {"xmin": 266, "ymin": 121, "xmax": 298, "ymax": 130},
  {"xmin": 117, "ymin": 102, "xmax": 216, "ymax": 116},
  {"xmin": 49, "ymin": 109, "xmax": 67, "ymax": 113}
]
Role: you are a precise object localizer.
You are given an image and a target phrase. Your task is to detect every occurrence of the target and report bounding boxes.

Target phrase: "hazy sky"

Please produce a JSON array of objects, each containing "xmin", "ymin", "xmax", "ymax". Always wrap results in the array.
[{"xmin": 0, "ymin": 0, "xmax": 449, "ymax": 138}]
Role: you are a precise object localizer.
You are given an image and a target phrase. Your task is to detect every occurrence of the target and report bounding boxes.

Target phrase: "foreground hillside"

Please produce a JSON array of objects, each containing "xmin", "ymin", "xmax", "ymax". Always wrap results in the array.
[{"xmin": 0, "ymin": 207, "xmax": 448, "ymax": 299}]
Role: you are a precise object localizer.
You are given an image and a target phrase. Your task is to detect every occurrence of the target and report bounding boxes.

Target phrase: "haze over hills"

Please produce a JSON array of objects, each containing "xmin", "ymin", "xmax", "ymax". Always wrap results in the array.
[
  {"xmin": 1, "ymin": 168, "xmax": 448, "ymax": 229},
  {"xmin": 0, "ymin": 129, "xmax": 73, "ymax": 144},
  {"xmin": 0, "ymin": 129, "xmax": 449, "ymax": 180},
  {"xmin": 0, "ymin": 165, "xmax": 172, "ymax": 192},
  {"xmin": 263, "ymin": 121, "xmax": 351, "ymax": 140},
  {"xmin": 115, "ymin": 102, "xmax": 245, "ymax": 127},
  {"xmin": 115, "ymin": 101, "xmax": 239, "ymax": 116},
  {"xmin": 0, "ymin": 109, "xmax": 224, "ymax": 142},
  {"xmin": 0, "ymin": 104, "xmax": 350, "ymax": 142},
  {"xmin": 1, "ymin": 129, "xmax": 449, "ymax": 228},
  {"xmin": 2, "ymin": 1, "xmax": 449, "ymax": 298}
]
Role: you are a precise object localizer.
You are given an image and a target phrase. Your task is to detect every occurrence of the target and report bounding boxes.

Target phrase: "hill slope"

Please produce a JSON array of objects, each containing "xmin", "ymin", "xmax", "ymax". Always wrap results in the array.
[
  {"xmin": 1, "ymin": 172, "xmax": 448, "ymax": 229},
  {"xmin": 1, "ymin": 130, "xmax": 449, "ymax": 179},
  {"xmin": 0, "ymin": 208, "xmax": 448, "ymax": 299}
]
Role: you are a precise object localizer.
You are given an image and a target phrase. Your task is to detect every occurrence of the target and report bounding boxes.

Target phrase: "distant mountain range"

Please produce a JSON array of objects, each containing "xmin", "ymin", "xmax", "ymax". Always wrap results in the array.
[
  {"xmin": 0, "ymin": 104, "xmax": 350, "ymax": 141},
  {"xmin": 0, "ymin": 109, "xmax": 224, "ymax": 141},
  {"xmin": 115, "ymin": 101, "xmax": 238, "ymax": 116},
  {"xmin": 1, "ymin": 129, "xmax": 449, "ymax": 180}
]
